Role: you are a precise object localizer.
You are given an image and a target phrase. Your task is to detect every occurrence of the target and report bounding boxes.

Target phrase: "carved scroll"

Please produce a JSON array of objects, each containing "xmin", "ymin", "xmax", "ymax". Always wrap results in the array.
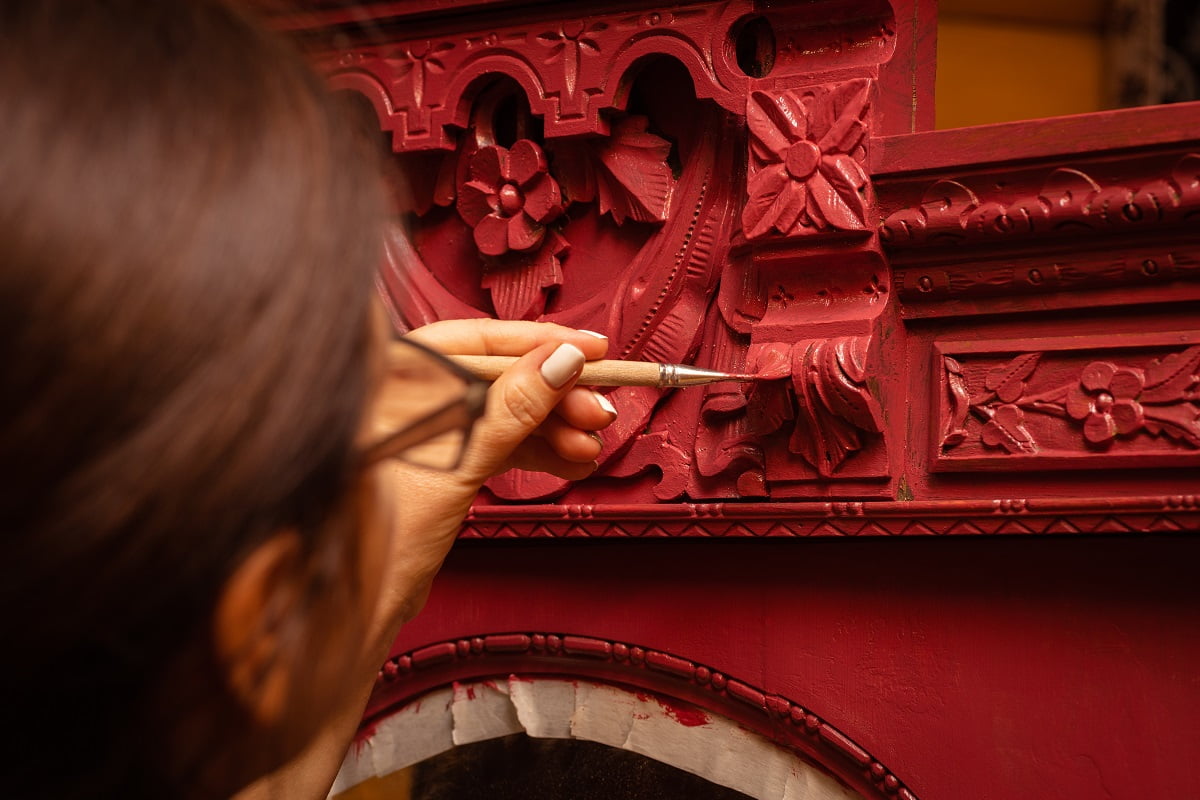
[
  {"xmin": 882, "ymin": 154, "xmax": 1200, "ymax": 249},
  {"xmin": 747, "ymin": 336, "xmax": 886, "ymax": 478}
]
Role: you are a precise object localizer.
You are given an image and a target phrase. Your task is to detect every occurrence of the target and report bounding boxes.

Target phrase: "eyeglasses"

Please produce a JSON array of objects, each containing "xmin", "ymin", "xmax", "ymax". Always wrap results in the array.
[{"xmin": 359, "ymin": 337, "xmax": 489, "ymax": 471}]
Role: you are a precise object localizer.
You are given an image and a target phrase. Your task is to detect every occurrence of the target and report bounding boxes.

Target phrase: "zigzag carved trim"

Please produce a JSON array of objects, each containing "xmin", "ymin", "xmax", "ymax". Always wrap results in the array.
[{"xmin": 461, "ymin": 496, "xmax": 1200, "ymax": 538}]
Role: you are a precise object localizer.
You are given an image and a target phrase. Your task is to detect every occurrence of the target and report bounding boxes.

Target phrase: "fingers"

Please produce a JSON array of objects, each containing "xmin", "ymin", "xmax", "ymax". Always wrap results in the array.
[
  {"xmin": 553, "ymin": 387, "xmax": 618, "ymax": 432},
  {"xmin": 502, "ymin": 437, "xmax": 599, "ymax": 481},
  {"xmin": 457, "ymin": 341, "xmax": 587, "ymax": 479},
  {"xmin": 406, "ymin": 318, "xmax": 608, "ymax": 361},
  {"xmin": 402, "ymin": 319, "xmax": 618, "ymax": 481},
  {"xmin": 533, "ymin": 415, "xmax": 605, "ymax": 463}
]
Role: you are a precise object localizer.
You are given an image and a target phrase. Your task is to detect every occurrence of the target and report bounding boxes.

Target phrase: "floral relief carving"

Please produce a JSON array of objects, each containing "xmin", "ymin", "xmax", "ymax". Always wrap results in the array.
[
  {"xmin": 742, "ymin": 80, "xmax": 872, "ymax": 239},
  {"xmin": 942, "ymin": 345, "xmax": 1200, "ymax": 455},
  {"xmin": 440, "ymin": 116, "xmax": 677, "ymax": 322},
  {"xmin": 453, "ymin": 139, "xmax": 568, "ymax": 320},
  {"xmin": 457, "ymin": 140, "xmax": 565, "ymax": 257}
]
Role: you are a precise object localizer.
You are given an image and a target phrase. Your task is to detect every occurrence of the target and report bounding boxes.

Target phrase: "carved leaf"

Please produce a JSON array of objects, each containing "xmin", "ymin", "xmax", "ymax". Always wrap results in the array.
[
  {"xmin": 942, "ymin": 356, "xmax": 970, "ymax": 448},
  {"xmin": 742, "ymin": 165, "xmax": 793, "ymax": 238},
  {"xmin": 744, "ymin": 344, "xmax": 794, "ymax": 437},
  {"xmin": 817, "ymin": 80, "xmax": 870, "ymax": 154},
  {"xmin": 1141, "ymin": 403, "xmax": 1200, "ymax": 447},
  {"xmin": 1139, "ymin": 345, "xmax": 1200, "ymax": 404},
  {"xmin": 746, "ymin": 90, "xmax": 805, "ymax": 162},
  {"xmin": 984, "ymin": 353, "xmax": 1040, "ymax": 403},
  {"xmin": 787, "ymin": 338, "xmax": 882, "ymax": 476},
  {"xmin": 808, "ymin": 167, "xmax": 867, "ymax": 230},
  {"xmin": 980, "ymin": 405, "xmax": 1037, "ymax": 454},
  {"xmin": 815, "ymin": 338, "xmax": 883, "ymax": 433},
  {"xmin": 748, "ymin": 342, "xmax": 792, "ymax": 380},
  {"xmin": 480, "ymin": 231, "xmax": 568, "ymax": 320},
  {"xmin": 549, "ymin": 115, "xmax": 674, "ymax": 225}
]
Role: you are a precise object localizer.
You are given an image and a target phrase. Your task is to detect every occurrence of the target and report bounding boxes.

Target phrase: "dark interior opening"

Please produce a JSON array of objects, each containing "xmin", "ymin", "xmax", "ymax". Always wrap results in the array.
[{"xmin": 409, "ymin": 733, "xmax": 754, "ymax": 799}]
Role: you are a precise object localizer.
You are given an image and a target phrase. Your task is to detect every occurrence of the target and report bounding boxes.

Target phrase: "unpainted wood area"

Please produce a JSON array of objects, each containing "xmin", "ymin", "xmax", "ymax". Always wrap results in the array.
[{"xmin": 335, "ymin": 734, "xmax": 754, "ymax": 800}]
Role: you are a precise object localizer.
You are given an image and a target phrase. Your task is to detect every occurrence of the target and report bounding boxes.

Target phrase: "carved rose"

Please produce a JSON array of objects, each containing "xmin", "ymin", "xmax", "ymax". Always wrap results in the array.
[
  {"xmin": 457, "ymin": 139, "xmax": 564, "ymax": 257},
  {"xmin": 742, "ymin": 81, "xmax": 871, "ymax": 239},
  {"xmin": 1066, "ymin": 362, "xmax": 1145, "ymax": 443}
]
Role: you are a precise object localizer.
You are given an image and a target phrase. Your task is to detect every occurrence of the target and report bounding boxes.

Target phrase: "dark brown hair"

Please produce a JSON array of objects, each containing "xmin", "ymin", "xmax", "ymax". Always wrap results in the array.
[{"xmin": 0, "ymin": 0, "xmax": 384, "ymax": 795}]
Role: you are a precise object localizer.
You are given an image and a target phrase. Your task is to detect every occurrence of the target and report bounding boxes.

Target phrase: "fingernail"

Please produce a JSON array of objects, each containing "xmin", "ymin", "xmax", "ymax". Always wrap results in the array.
[
  {"xmin": 588, "ymin": 432, "xmax": 605, "ymax": 449},
  {"xmin": 540, "ymin": 343, "xmax": 586, "ymax": 389},
  {"xmin": 593, "ymin": 391, "xmax": 617, "ymax": 418},
  {"xmin": 578, "ymin": 329, "xmax": 608, "ymax": 340}
]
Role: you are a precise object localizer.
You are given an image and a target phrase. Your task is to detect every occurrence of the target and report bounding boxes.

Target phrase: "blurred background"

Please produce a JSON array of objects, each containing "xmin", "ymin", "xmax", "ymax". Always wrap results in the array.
[{"xmin": 937, "ymin": 0, "xmax": 1200, "ymax": 128}]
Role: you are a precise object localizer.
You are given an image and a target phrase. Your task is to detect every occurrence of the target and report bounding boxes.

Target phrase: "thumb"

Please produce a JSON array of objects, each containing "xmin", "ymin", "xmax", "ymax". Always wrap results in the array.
[{"xmin": 459, "ymin": 341, "xmax": 586, "ymax": 478}]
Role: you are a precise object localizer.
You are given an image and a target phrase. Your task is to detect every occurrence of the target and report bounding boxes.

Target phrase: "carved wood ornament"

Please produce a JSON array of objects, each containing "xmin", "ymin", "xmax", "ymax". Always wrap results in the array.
[{"xmin": 271, "ymin": 2, "xmax": 1200, "ymax": 799}]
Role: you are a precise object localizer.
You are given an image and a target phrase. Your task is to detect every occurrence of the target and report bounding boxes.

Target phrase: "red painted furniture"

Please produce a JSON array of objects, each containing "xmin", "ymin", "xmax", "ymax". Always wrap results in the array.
[{"xmin": 275, "ymin": 2, "xmax": 1200, "ymax": 797}]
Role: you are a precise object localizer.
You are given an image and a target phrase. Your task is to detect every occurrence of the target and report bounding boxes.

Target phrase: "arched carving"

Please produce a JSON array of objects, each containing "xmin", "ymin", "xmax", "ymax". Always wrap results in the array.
[{"xmin": 354, "ymin": 633, "xmax": 918, "ymax": 800}]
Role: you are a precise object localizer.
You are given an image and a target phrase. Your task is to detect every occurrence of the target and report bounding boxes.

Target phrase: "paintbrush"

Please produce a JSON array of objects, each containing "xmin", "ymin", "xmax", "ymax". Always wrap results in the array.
[{"xmin": 446, "ymin": 355, "xmax": 758, "ymax": 387}]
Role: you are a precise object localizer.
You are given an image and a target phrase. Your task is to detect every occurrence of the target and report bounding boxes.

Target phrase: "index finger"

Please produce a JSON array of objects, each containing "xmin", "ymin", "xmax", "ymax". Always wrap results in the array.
[{"xmin": 404, "ymin": 318, "xmax": 609, "ymax": 360}]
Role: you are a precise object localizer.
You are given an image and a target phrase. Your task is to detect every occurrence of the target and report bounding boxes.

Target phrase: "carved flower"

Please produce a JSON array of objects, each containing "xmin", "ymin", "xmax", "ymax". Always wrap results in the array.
[
  {"xmin": 1066, "ymin": 362, "xmax": 1145, "ymax": 443},
  {"xmin": 457, "ymin": 140, "xmax": 564, "ymax": 257},
  {"xmin": 742, "ymin": 81, "xmax": 871, "ymax": 239}
]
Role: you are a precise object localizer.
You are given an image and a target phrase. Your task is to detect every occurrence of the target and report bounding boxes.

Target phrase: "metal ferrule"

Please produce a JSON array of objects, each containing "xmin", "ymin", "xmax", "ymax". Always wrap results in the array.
[{"xmin": 658, "ymin": 363, "xmax": 740, "ymax": 387}]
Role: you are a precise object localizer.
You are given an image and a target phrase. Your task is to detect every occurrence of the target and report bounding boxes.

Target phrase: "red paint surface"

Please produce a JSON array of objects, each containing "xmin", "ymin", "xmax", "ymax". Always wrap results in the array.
[
  {"xmin": 386, "ymin": 537, "xmax": 1200, "ymax": 800},
  {"xmin": 631, "ymin": 690, "xmax": 707, "ymax": 727},
  {"xmin": 273, "ymin": 1, "xmax": 1200, "ymax": 798},
  {"xmin": 657, "ymin": 698, "xmax": 710, "ymax": 728}
]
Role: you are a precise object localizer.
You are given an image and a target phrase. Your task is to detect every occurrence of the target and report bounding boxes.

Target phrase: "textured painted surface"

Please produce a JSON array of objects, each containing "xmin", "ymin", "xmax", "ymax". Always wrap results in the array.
[
  {"xmin": 271, "ymin": 1, "xmax": 1200, "ymax": 798},
  {"xmin": 383, "ymin": 537, "xmax": 1200, "ymax": 800}
]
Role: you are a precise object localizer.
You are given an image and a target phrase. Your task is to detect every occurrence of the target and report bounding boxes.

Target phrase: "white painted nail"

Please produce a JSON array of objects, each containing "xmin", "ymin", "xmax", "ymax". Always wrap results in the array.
[
  {"xmin": 593, "ymin": 391, "xmax": 617, "ymax": 418},
  {"xmin": 540, "ymin": 343, "xmax": 586, "ymax": 389},
  {"xmin": 578, "ymin": 329, "xmax": 608, "ymax": 340}
]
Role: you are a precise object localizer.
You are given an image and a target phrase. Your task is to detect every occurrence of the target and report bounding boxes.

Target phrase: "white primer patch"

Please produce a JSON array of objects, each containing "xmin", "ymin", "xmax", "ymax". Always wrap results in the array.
[{"xmin": 331, "ymin": 678, "xmax": 863, "ymax": 800}]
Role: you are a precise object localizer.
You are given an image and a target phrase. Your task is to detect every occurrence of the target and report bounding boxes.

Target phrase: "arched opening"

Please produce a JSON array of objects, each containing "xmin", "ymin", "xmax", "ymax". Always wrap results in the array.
[{"xmin": 333, "ymin": 678, "xmax": 864, "ymax": 800}]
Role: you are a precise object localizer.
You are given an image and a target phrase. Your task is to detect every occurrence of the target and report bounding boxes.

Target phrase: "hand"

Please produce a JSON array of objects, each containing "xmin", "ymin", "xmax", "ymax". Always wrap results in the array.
[{"xmin": 369, "ymin": 318, "xmax": 616, "ymax": 625}]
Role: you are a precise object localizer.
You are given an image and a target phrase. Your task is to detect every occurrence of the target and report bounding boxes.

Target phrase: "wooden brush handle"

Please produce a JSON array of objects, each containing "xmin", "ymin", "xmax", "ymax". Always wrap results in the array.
[{"xmin": 446, "ymin": 355, "xmax": 661, "ymax": 387}]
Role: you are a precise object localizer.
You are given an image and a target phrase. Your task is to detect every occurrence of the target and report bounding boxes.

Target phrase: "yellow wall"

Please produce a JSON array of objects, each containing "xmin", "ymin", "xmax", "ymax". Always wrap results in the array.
[{"xmin": 936, "ymin": 1, "xmax": 1106, "ymax": 129}]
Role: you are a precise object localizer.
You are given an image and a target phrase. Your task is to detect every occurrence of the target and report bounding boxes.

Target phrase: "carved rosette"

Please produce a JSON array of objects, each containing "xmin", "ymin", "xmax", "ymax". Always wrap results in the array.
[
  {"xmin": 458, "ymin": 140, "xmax": 564, "ymax": 257},
  {"xmin": 742, "ymin": 81, "xmax": 872, "ymax": 239}
]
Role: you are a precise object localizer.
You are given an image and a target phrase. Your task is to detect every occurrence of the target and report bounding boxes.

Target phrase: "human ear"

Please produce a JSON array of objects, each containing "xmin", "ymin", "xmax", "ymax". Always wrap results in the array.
[{"xmin": 211, "ymin": 530, "xmax": 307, "ymax": 729}]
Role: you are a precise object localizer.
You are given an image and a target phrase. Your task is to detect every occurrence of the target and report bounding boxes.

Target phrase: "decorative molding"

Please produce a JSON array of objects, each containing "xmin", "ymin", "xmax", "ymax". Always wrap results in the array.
[
  {"xmin": 743, "ymin": 81, "xmax": 873, "ymax": 239},
  {"xmin": 891, "ymin": 245, "xmax": 1200, "ymax": 308},
  {"xmin": 316, "ymin": 3, "xmax": 756, "ymax": 149},
  {"xmin": 458, "ymin": 496, "xmax": 1200, "ymax": 538},
  {"xmin": 303, "ymin": 2, "xmax": 900, "ymax": 150},
  {"xmin": 934, "ymin": 333, "xmax": 1200, "ymax": 471},
  {"xmin": 368, "ymin": 633, "xmax": 918, "ymax": 800},
  {"xmin": 880, "ymin": 154, "xmax": 1200, "ymax": 250}
]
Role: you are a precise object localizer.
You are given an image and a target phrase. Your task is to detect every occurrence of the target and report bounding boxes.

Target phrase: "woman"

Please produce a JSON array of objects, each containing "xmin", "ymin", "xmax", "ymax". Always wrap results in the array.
[{"xmin": 0, "ymin": 1, "xmax": 614, "ymax": 797}]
